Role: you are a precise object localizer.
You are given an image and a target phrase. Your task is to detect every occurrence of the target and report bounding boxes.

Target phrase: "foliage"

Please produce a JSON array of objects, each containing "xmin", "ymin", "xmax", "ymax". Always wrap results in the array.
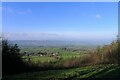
[
  {"xmin": 98, "ymin": 40, "xmax": 120, "ymax": 64},
  {"xmin": 2, "ymin": 39, "xmax": 26, "ymax": 76}
]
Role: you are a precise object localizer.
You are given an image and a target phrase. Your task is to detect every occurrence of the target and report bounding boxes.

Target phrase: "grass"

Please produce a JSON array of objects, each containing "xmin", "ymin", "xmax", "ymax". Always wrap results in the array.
[
  {"xmin": 4, "ymin": 42, "xmax": 120, "ymax": 80},
  {"xmin": 3, "ymin": 64, "xmax": 120, "ymax": 80},
  {"xmin": 23, "ymin": 56, "xmax": 56, "ymax": 63},
  {"xmin": 94, "ymin": 64, "xmax": 120, "ymax": 78},
  {"xmin": 22, "ymin": 47, "xmax": 84, "ymax": 63}
]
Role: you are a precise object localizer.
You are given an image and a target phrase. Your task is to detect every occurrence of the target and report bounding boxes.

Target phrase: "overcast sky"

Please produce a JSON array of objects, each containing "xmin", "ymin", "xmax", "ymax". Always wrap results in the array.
[{"xmin": 2, "ymin": 2, "xmax": 118, "ymax": 43}]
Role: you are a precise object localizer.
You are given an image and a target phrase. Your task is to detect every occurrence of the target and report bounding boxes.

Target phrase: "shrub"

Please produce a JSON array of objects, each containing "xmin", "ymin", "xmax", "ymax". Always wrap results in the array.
[{"xmin": 99, "ymin": 41, "xmax": 119, "ymax": 64}]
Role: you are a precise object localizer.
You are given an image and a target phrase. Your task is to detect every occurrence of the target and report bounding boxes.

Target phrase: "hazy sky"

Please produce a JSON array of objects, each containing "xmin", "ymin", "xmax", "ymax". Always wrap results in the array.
[{"xmin": 2, "ymin": 2, "xmax": 118, "ymax": 42}]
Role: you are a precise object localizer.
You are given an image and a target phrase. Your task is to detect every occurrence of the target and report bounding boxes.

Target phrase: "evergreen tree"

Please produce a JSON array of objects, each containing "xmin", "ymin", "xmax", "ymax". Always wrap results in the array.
[{"xmin": 2, "ymin": 39, "xmax": 25, "ymax": 76}]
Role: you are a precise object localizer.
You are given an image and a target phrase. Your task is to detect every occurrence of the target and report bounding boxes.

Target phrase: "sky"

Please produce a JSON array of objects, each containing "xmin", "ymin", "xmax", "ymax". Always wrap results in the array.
[
  {"xmin": 0, "ymin": 2, "xmax": 2, "ymax": 40},
  {"xmin": 2, "ymin": 0, "xmax": 119, "ymax": 2},
  {"xmin": 2, "ymin": 2, "xmax": 118, "ymax": 43}
]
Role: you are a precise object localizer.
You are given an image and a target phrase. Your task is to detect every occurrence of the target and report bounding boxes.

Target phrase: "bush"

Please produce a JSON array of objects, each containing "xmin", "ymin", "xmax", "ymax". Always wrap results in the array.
[{"xmin": 98, "ymin": 41, "xmax": 120, "ymax": 64}]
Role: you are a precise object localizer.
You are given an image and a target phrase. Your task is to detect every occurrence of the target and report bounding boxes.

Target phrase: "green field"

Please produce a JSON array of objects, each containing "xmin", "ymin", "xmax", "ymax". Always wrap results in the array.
[
  {"xmin": 22, "ymin": 47, "xmax": 85, "ymax": 63},
  {"xmin": 3, "ymin": 64, "xmax": 120, "ymax": 80},
  {"xmin": 3, "ymin": 41, "xmax": 120, "ymax": 80}
]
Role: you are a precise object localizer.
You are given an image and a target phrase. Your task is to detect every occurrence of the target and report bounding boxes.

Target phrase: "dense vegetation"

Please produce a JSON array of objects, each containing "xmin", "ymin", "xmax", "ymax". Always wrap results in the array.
[
  {"xmin": 2, "ymin": 39, "xmax": 120, "ymax": 79},
  {"xmin": 2, "ymin": 40, "xmax": 27, "ymax": 75}
]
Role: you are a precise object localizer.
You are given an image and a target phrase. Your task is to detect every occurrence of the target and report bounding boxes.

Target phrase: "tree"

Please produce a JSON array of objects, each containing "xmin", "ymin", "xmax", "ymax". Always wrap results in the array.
[{"xmin": 2, "ymin": 39, "xmax": 25, "ymax": 76}]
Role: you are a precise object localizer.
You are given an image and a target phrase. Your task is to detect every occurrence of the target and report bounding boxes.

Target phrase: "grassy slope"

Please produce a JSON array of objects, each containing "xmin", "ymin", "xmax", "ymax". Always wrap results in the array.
[{"xmin": 3, "ymin": 64, "xmax": 120, "ymax": 80}]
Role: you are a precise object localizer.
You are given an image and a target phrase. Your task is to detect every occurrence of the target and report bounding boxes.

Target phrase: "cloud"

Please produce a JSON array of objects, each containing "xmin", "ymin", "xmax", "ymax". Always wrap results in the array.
[
  {"xmin": 3, "ymin": 7, "xmax": 14, "ymax": 13},
  {"xmin": 18, "ymin": 9, "xmax": 32, "ymax": 14},
  {"xmin": 3, "ymin": 31, "xmax": 116, "ymax": 42},
  {"xmin": 95, "ymin": 14, "xmax": 101, "ymax": 19},
  {"xmin": 3, "ymin": 7, "xmax": 32, "ymax": 14},
  {"xmin": 3, "ymin": 32, "xmax": 61, "ymax": 40}
]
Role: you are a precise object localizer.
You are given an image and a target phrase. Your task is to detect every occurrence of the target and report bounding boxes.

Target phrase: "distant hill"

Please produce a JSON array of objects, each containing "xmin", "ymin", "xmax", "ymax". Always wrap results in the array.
[{"xmin": 9, "ymin": 40, "xmax": 108, "ymax": 48}]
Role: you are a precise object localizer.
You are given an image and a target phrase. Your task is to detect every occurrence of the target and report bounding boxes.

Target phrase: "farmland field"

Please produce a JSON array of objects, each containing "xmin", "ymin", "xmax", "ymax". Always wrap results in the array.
[
  {"xmin": 21, "ymin": 47, "xmax": 86, "ymax": 63},
  {"xmin": 3, "ymin": 40, "xmax": 120, "ymax": 79}
]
